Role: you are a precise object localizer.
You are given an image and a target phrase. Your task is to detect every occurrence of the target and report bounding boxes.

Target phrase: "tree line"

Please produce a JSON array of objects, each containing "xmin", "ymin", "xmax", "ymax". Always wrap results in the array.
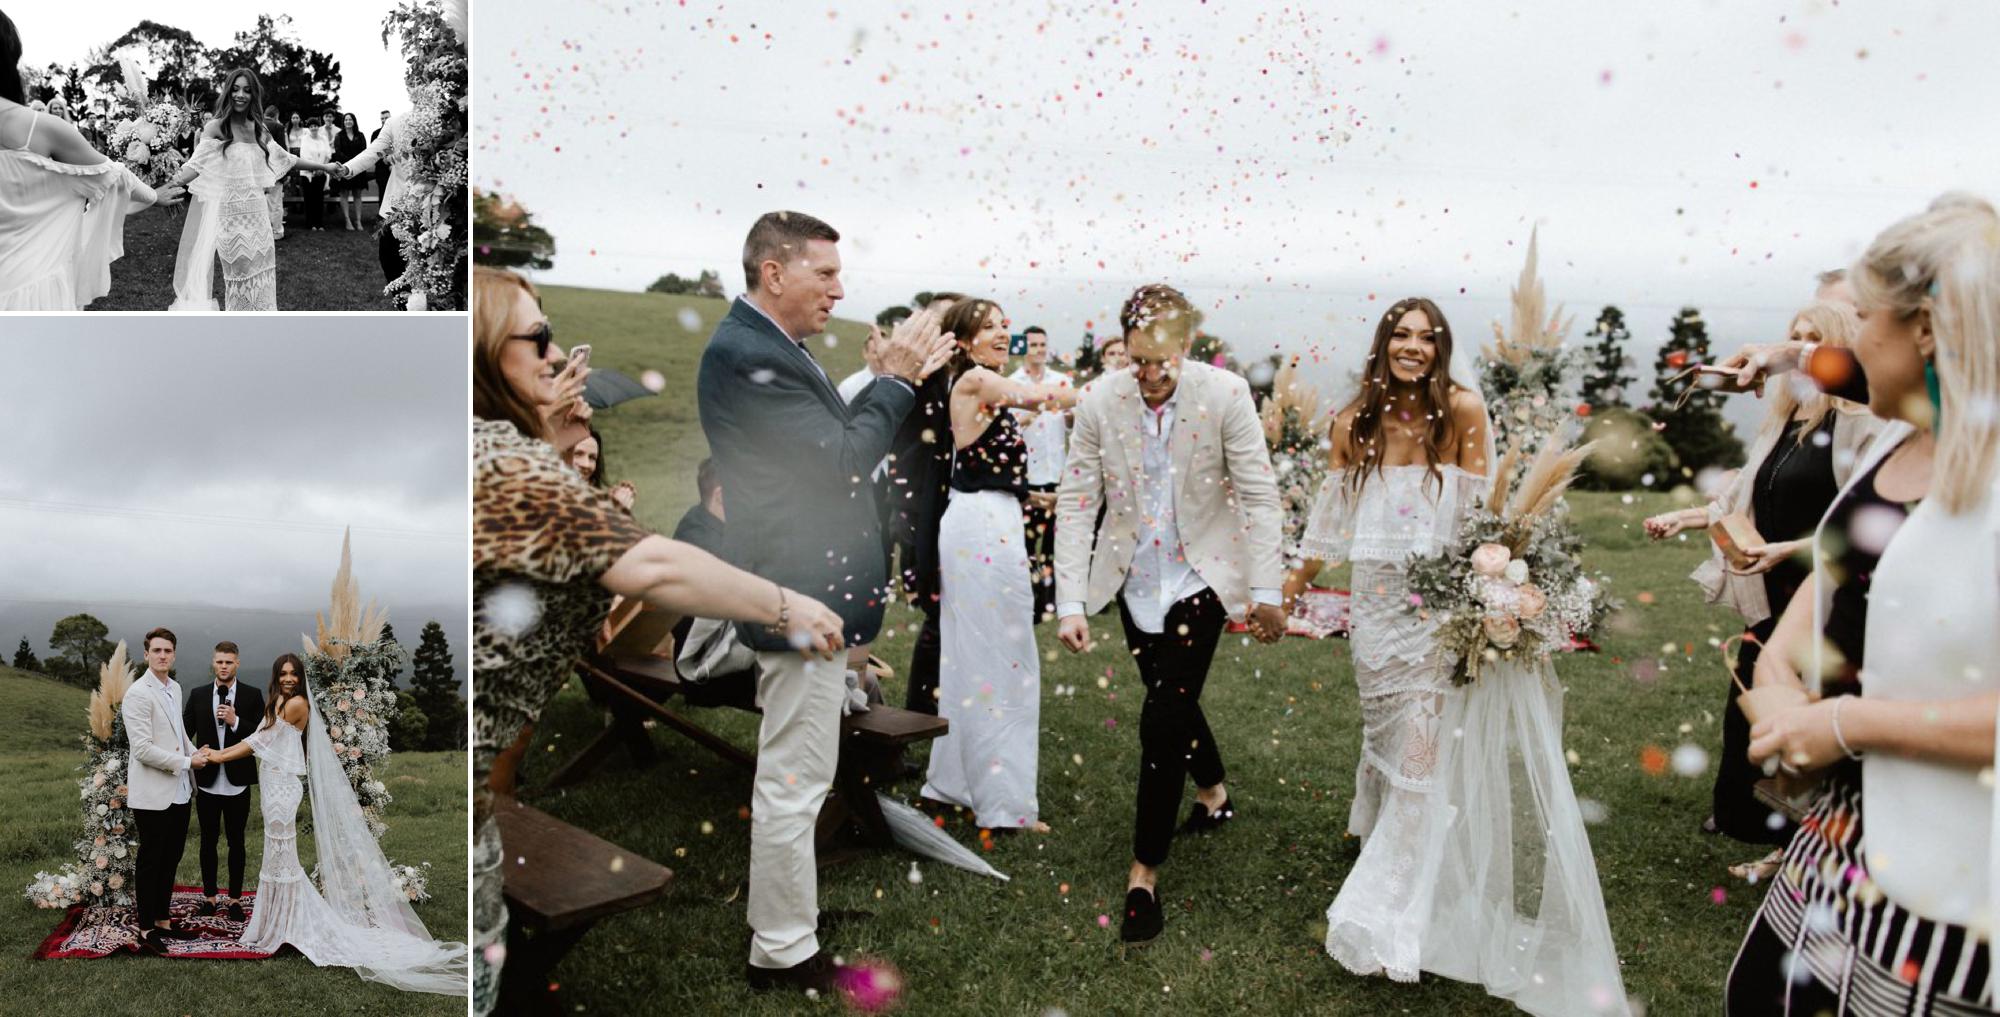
[
  {"xmin": 12, "ymin": 615, "xmax": 465, "ymax": 753},
  {"xmin": 28, "ymin": 15, "xmax": 344, "ymax": 125}
]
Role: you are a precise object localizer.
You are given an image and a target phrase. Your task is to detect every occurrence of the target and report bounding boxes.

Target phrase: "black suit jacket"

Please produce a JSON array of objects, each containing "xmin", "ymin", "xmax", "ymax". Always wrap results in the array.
[
  {"xmin": 183, "ymin": 681, "xmax": 264, "ymax": 789},
  {"xmin": 696, "ymin": 297, "xmax": 916, "ymax": 651},
  {"xmin": 882, "ymin": 371, "xmax": 953, "ymax": 603}
]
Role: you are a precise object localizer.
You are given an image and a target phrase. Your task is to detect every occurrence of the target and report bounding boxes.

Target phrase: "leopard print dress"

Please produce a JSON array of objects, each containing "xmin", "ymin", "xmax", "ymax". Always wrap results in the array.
[{"xmin": 471, "ymin": 419, "xmax": 650, "ymax": 1015}]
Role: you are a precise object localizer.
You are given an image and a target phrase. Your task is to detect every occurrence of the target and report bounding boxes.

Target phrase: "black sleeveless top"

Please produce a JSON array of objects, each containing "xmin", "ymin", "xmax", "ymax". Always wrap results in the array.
[
  {"xmin": 949, "ymin": 410, "xmax": 1030, "ymax": 499},
  {"xmin": 1750, "ymin": 417, "xmax": 1839, "ymax": 615},
  {"xmin": 1820, "ymin": 437, "xmax": 1918, "ymax": 698}
]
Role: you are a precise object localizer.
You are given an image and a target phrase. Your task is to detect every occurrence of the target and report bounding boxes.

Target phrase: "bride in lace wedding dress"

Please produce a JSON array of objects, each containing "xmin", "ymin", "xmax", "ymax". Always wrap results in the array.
[
  {"xmin": 201, "ymin": 654, "xmax": 466, "ymax": 996},
  {"xmin": 1288, "ymin": 299, "xmax": 1629, "ymax": 1017}
]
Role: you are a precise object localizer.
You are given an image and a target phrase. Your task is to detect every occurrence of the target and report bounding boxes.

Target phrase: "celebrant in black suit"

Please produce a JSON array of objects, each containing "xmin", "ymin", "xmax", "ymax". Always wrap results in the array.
[{"xmin": 182, "ymin": 640, "xmax": 264, "ymax": 922}]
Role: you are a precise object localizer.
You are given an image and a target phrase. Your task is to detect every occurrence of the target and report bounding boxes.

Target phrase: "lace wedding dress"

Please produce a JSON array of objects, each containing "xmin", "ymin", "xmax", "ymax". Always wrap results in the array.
[
  {"xmin": 1301, "ymin": 463, "xmax": 1630, "ymax": 1017},
  {"xmin": 238, "ymin": 693, "xmax": 466, "ymax": 995},
  {"xmin": 170, "ymin": 136, "xmax": 293, "ymax": 311}
]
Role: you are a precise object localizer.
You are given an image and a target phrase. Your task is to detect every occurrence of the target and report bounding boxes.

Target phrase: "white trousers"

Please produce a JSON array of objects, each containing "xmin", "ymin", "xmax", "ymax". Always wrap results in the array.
[{"xmin": 746, "ymin": 649, "xmax": 846, "ymax": 968}]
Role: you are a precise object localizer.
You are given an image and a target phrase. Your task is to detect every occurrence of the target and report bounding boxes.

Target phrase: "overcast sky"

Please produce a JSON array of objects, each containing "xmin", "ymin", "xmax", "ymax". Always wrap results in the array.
[
  {"xmin": 0, "ymin": 320, "xmax": 466, "ymax": 637},
  {"xmin": 14, "ymin": 1, "xmax": 424, "ymax": 128},
  {"xmin": 474, "ymin": 0, "xmax": 2000, "ymax": 427}
]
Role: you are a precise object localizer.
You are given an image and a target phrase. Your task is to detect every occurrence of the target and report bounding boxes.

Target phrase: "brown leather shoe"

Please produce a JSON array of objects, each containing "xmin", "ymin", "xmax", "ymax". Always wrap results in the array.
[{"xmin": 745, "ymin": 950, "xmax": 844, "ymax": 993}]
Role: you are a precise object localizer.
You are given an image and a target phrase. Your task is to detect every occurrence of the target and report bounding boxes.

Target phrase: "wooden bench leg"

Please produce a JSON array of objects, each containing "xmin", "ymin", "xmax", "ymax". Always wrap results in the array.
[{"xmin": 499, "ymin": 918, "xmax": 596, "ymax": 1012}]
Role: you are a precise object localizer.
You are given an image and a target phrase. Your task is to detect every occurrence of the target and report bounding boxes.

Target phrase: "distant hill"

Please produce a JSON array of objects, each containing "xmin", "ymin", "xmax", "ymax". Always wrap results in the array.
[
  {"xmin": 0, "ymin": 664, "xmax": 92, "ymax": 756},
  {"xmin": 1, "ymin": 600, "xmax": 468, "ymax": 693},
  {"xmin": 537, "ymin": 285, "xmax": 875, "ymax": 536}
]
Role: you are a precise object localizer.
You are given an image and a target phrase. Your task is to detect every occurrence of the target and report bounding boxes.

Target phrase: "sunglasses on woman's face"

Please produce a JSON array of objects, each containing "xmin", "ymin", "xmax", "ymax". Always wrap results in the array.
[{"xmin": 511, "ymin": 322, "xmax": 553, "ymax": 359}]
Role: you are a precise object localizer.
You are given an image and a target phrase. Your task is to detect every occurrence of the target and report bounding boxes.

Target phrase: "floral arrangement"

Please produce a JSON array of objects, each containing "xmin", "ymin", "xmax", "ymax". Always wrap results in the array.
[
  {"xmin": 1260, "ymin": 356, "xmax": 1331, "ymax": 566},
  {"xmin": 24, "ymin": 644, "xmax": 140, "ymax": 910},
  {"xmin": 1403, "ymin": 437, "xmax": 1618, "ymax": 685},
  {"xmin": 379, "ymin": 0, "xmax": 469, "ymax": 310},
  {"xmin": 300, "ymin": 531, "xmax": 427, "ymax": 902},
  {"xmin": 1480, "ymin": 228, "xmax": 1587, "ymax": 457},
  {"xmin": 105, "ymin": 59, "xmax": 199, "ymax": 190}
]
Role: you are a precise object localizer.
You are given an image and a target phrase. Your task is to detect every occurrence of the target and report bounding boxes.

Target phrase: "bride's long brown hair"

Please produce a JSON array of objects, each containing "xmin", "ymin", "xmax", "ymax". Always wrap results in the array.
[
  {"xmin": 261, "ymin": 653, "xmax": 309, "ymax": 744},
  {"xmin": 1338, "ymin": 296, "xmax": 1464, "ymax": 496}
]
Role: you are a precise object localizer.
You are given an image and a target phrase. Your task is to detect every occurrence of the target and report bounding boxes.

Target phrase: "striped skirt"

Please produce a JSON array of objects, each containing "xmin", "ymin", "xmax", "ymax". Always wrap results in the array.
[{"xmin": 1726, "ymin": 778, "xmax": 1992, "ymax": 1015}]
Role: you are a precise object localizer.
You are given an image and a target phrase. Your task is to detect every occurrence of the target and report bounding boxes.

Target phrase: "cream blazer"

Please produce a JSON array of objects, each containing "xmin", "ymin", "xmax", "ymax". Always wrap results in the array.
[
  {"xmin": 121, "ymin": 674, "xmax": 194, "ymax": 812},
  {"xmin": 1053, "ymin": 360, "xmax": 1285, "ymax": 620}
]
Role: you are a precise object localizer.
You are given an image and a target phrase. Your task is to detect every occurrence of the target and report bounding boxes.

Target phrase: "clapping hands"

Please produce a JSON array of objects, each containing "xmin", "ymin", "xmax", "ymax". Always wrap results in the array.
[{"xmin": 874, "ymin": 304, "xmax": 957, "ymax": 384}]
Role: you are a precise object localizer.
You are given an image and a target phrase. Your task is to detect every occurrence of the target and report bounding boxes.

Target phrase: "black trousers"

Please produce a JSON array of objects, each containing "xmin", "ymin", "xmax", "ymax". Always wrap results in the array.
[
  {"xmin": 132, "ymin": 802, "xmax": 190, "ymax": 927},
  {"xmin": 1713, "ymin": 617, "xmax": 1794, "ymax": 844},
  {"xmin": 195, "ymin": 789, "xmax": 253, "ymax": 899},
  {"xmin": 1121, "ymin": 587, "xmax": 1228, "ymax": 867},
  {"xmin": 379, "ymin": 226, "xmax": 408, "ymax": 289},
  {"xmin": 302, "ymin": 175, "xmax": 325, "ymax": 227},
  {"xmin": 904, "ymin": 596, "xmax": 941, "ymax": 715},
  {"xmin": 1023, "ymin": 483, "xmax": 1057, "ymax": 622}
]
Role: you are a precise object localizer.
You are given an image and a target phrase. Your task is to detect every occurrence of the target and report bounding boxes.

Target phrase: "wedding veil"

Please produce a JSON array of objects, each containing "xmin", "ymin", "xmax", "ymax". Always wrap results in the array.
[{"xmin": 301, "ymin": 678, "xmax": 468, "ymax": 995}]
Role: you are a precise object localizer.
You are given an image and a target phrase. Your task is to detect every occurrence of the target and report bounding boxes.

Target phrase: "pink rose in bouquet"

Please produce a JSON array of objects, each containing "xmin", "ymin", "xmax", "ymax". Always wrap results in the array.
[
  {"xmin": 1482, "ymin": 612, "xmax": 1522, "ymax": 648},
  {"xmin": 1471, "ymin": 543, "xmax": 1512, "ymax": 576},
  {"xmin": 1516, "ymin": 584, "xmax": 1548, "ymax": 619}
]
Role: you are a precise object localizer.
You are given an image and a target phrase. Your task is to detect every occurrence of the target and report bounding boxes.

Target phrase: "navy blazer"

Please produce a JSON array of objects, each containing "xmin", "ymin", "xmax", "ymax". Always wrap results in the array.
[{"xmin": 697, "ymin": 298, "xmax": 917, "ymax": 651}]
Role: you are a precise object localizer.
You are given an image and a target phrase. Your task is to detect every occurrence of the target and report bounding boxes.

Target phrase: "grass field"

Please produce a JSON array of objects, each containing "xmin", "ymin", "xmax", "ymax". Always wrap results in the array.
[
  {"xmin": 0, "ymin": 665, "xmax": 467, "ymax": 1017},
  {"xmin": 85, "ymin": 203, "xmax": 394, "ymax": 312},
  {"xmin": 490, "ymin": 285, "xmax": 1765, "ymax": 1015}
]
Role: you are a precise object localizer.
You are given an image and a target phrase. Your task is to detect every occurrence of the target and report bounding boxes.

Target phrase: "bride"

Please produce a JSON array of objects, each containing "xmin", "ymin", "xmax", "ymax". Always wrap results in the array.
[
  {"xmin": 1286, "ymin": 298, "xmax": 1628, "ymax": 1016},
  {"xmin": 198, "ymin": 653, "xmax": 466, "ymax": 995},
  {"xmin": 163, "ymin": 68, "xmax": 342, "ymax": 311}
]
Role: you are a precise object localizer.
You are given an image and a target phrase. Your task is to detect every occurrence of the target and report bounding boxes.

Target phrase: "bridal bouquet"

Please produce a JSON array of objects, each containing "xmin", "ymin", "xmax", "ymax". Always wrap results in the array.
[
  {"xmin": 1403, "ymin": 437, "xmax": 1617, "ymax": 685},
  {"xmin": 106, "ymin": 58, "xmax": 198, "ymax": 189}
]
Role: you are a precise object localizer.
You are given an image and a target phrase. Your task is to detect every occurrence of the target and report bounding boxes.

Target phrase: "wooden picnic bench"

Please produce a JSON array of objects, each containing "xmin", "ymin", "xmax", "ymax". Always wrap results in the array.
[
  {"xmin": 494, "ymin": 797, "xmax": 673, "ymax": 1012},
  {"xmin": 543, "ymin": 604, "xmax": 950, "ymax": 862}
]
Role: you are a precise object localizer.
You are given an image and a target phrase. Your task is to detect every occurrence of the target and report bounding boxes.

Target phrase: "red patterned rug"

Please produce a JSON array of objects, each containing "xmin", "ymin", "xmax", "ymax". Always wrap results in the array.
[{"xmin": 34, "ymin": 885, "xmax": 279, "ymax": 960}]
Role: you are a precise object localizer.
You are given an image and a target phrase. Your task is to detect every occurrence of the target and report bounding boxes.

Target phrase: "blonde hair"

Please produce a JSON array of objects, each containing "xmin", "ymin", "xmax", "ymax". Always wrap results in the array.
[
  {"xmin": 1760, "ymin": 301, "xmax": 1862, "ymax": 446},
  {"xmin": 1850, "ymin": 192, "xmax": 2000, "ymax": 514},
  {"xmin": 472, "ymin": 265, "xmax": 549, "ymax": 441}
]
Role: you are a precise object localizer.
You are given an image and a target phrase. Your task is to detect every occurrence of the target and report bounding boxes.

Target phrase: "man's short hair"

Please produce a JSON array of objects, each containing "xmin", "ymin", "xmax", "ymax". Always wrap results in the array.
[
  {"xmin": 214, "ymin": 641, "xmax": 239, "ymax": 657},
  {"xmin": 144, "ymin": 627, "xmax": 177, "ymax": 649},
  {"xmin": 924, "ymin": 291, "xmax": 966, "ymax": 308},
  {"xmin": 1023, "ymin": 326, "xmax": 1047, "ymax": 339},
  {"xmin": 1816, "ymin": 268, "xmax": 1847, "ymax": 287},
  {"xmin": 379, "ymin": 109, "xmax": 390, "ymax": 115},
  {"xmin": 741, "ymin": 211, "xmax": 839, "ymax": 293},
  {"xmin": 697, "ymin": 457, "xmax": 721, "ymax": 503},
  {"xmin": 1120, "ymin": 283, "xmax": 1195, "ymax": 341},
  {"xmin": 875, "ymin": 305, "xmax": 913, "ymax": 329}
]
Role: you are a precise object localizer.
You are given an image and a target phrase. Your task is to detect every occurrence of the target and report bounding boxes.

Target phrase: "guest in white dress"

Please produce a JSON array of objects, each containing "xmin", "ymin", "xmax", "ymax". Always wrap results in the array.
[
  {"xmin": 921, "ymin": 298, "xmax": 1077, "ymax": 832},
  {"xmin": 1735, "ymin": 192, "xmax": 2000, "ymax": 1015},
  {"xmin": 0, "ymin": 11, "xmax": 178, "ymax": 309},
  {"xmin": 164, "ymin": 69, "xmax": 340, "ymax": 311}
]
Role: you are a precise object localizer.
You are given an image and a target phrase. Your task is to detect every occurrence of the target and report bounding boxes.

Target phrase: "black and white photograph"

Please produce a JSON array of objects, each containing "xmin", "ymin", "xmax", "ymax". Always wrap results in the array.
[{"xmin": 0, "ymin": 0, "xmax": 466, "ymax": 311}]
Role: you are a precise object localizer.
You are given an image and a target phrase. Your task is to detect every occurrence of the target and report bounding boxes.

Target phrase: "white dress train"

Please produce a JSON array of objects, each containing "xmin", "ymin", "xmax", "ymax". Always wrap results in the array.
[
  {"xmin": 239, "ymin": 710, "xmax": 466, "ymax": 995},
  {"xmin": 1301, "ymin": 464, "xmax": 1629, "ymax": 1016}
]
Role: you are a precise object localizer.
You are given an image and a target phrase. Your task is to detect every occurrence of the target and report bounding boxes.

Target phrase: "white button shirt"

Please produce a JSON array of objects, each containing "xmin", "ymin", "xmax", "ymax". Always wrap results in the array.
[
  {"xmin": 205, "ymin": 681, "xmax": 245, "ymax": 797},
  {"xmin": 1008, "ymin": 366, "xmax": 1072, "ymax": 486},
  {"xmin": 1122, "ymin": 390, "xmax": 1211, "ymax": 634},
  {"xmin": 147, "ymin": 672, "xmax": 194, "ymax": 805}
]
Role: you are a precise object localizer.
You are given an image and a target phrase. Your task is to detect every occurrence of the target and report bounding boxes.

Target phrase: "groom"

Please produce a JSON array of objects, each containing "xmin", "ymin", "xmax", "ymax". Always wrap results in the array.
[
  {"xmin": 120, "ymin": 627, "xmax": 209, "ymax": 955},
  {"xmin": 1054, "ymin": 283, "xmax": 1287, "ymax": 943},
  {"xmin": 183, "ymin": 641, "xmax": 262, "ymax": 923}
]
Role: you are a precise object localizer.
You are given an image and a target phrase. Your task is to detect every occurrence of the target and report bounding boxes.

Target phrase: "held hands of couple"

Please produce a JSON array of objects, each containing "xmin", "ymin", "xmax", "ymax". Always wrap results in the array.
[
  {"xmin": 874, "ymin": 304, "xmax": 956, "ymax": 385},
  {"xmin": 1246, "ymin": 603, "xmax": 1287, "ymax": 644}
]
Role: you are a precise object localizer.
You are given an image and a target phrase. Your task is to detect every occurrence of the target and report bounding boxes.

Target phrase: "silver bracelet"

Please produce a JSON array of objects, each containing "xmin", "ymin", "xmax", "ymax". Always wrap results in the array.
[{"xmin": 1831, "ymin": 695, "xmax": 1864, "ymax": 760}]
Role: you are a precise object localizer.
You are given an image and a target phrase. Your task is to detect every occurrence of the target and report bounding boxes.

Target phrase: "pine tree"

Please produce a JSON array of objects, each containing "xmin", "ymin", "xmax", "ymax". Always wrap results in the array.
[
  {"xmin": 12, "ymin": 637, "xmax": 39, "ymax": 673},
  {"xmin": 380, "ymin": 621, "xmax": 398, "ymax": 646},
  {"xmin": 1579, "ymin": 305, "xmax": 1637, "ymax": 409},
  {"xmin": 409, "ymin": 621, "xmax": 462, "ymax": 750},
  {"xmin": 1647, "ymin": 307, "xmax": 1745, "ymax": 485}
]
